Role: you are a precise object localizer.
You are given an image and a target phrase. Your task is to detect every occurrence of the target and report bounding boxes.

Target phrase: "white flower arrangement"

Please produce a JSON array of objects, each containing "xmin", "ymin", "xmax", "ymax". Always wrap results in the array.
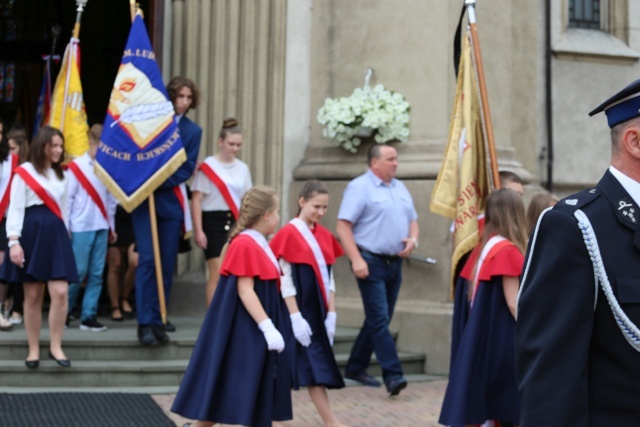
[{"xmin": 317, "ymin": 84, "xmax": 411, "ymax": 153}]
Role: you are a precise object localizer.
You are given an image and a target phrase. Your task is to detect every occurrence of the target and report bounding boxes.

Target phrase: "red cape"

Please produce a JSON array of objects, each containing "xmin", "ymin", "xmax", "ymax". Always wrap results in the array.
[
  {"xmin": 269, "ymin": 222, "xmax": 344, "ymax": 266},
  {"xmin": 220, "ymin": 234, "xmax": 280, "ymax": 281},
  {"xmin": 460, "ymin": 238, "xmax": 524, "ymax": 281}
]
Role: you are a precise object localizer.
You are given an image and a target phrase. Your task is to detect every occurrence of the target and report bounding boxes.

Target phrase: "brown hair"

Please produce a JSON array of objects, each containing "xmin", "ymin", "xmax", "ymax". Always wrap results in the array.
[
  {"xmin": 482, "ymin": 189, "xmax": 528, "ymax": 253},
  {"xmin": 29, "ymin": 125, "xmax": 65, "ymax": 180},
  {"xmin": 228, "ymin": 185, "xmax": 278, "ymax": 241},
  {"xmin": 219, "ymin": 117, "xmax": 241, "ymax": 140},
  {"xmin": 166, "ymin": 76, "xmax": 199, "ymax": 110},
  {"xmin": 6, "ymin": 128, "xmax": 29, "ymax": 164},
  {"xmin": 499, "ymin": 170, "xmax": 523, "ymax": 188},
  {"xmin": 297, "ymin": 179, "xmax": 329, "ymax": 215},
  {"xmin": 88, "ymin": 123, "xmax": 103, "ymax": 144},
  {"xmin": 526, "ymin": 192, "xmax": 558, "ymax": 234}
]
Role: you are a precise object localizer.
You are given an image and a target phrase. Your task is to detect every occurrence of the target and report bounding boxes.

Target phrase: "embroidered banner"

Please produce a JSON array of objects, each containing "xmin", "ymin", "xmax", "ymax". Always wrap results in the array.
[{"xmin": 95, "ymin": 13, "xmax": 186, "ymax": 212}]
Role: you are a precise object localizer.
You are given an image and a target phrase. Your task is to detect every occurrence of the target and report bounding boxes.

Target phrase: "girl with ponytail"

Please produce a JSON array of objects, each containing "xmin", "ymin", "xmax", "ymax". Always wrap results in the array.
[
  {"xmin": 172, "ymin": 186, "xmax": 292, "ymax": 427},
  {"xmin": 191, "ymin": 117, "xmax": 252, "ymax": 306}
]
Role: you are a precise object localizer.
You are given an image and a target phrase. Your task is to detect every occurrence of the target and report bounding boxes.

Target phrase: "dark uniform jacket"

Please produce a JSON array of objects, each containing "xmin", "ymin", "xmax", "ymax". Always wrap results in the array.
[{"xmin": 516, "ymin": 170, "xmax": 640, "ymax": 427}]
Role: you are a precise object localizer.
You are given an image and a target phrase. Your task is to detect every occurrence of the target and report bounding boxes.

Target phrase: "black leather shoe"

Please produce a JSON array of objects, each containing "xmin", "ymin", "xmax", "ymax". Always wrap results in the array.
[
  {"xmin": 151, "ymin": 324, "xmax": 170, "ymax": 343},
  {"xmin": 344, "ymin": 370, "xmax": 382, "ymax": 387},
  {"xmin": 138, "ymin": 325, "xmax": 159, "ymax": 346},
  {"xmin": 25, "ymin": 359, "xmax": 39, "ymax": 369},
  {"xmin": 164, "ymin": 320, "xmax": 176, "ymax": 332},
  {"xmin": 386, "ymin": 377, "xmax": 408, "ymax": 397},
  {"xmin": 48, "ymin": 350, "xmax": 71, "ymax": 368}
]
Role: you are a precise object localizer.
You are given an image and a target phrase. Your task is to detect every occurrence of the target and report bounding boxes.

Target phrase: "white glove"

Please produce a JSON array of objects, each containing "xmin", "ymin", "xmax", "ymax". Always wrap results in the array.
[
  {"xmin": 258, "ymin": 318, "xmax": 285, "ymax": 353},
  {"xmin": 290, "ymin": 312, "xmax": 313, "ymax": 347},
  {"xmin": 325, "ymin": 311, "xmax": 337, "ymax": 346}
]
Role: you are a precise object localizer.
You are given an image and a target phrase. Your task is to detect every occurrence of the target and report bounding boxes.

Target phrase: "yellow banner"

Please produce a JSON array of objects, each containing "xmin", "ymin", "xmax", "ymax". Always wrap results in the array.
[
  {"xmin": 430, "ymin": 33, "xmax": 491, "ymax": 292},
  {"xmin": 47, "ymin": 38, "xmax": 89, "ymax": 159}
]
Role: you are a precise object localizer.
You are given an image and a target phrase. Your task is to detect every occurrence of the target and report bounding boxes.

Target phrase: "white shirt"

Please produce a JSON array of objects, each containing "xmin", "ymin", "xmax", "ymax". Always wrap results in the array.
[
  {"xmin": 279, "ymin": 258, "xmax": 336, "ymax": 298},
  {"xmin": 610, "ymin": 166, "xmax": 640, "ymax": 207},
  {"xmin": 67, "ymin": 153, "xmax": 117, "ymax": 233},
  {"xmin": 6, "ymin": 163, "xmax": 69, "ymax": 238},
  {"xmin": 190, "ymin": 156, "xmax": 253, "ymax": 211}
]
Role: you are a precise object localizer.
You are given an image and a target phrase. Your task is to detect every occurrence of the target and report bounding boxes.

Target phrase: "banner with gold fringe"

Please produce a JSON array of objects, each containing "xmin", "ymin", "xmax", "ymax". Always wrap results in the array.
[
  {"xmin": 95, "ymin": 13, "xmax": 186, "ymax": 213},
  {"xmin": 429, "ymin": 33, "xmax": 491, "ymax": 293}
]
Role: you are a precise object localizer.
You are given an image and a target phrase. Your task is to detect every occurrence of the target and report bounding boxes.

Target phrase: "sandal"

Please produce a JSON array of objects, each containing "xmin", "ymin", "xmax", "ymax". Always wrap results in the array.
[
  {"xmin": 111, "ymin": 307, "xmax": 124, "ymax": 322},
  {"xmin": 120, "ymin": 297, "xmax": 135, "ymax": 319}
]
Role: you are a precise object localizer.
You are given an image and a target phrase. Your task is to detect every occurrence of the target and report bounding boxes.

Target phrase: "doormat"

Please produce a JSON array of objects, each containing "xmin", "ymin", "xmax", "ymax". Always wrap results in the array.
[{"xmin": 0, "ymin": 393, "xmax": 175, "ymax": 426}]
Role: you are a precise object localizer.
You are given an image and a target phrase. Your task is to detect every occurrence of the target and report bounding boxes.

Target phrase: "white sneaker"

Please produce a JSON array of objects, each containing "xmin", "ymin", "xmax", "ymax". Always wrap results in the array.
[
  {"xmin": 10, "ymin": 312, "xmax": 23, "ymax": 325},
  {"xmin": 0, "ymin": 314, "xmax": 12, "ymax": 331}
]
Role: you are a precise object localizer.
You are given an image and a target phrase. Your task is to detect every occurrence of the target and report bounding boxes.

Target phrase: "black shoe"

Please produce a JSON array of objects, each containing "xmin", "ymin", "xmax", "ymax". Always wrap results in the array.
[
  {"xmin": 386, "ymin": 377, "xmax": 408, "ymax": 397},
  {"xmin": 48, "ymin": 350, "xmax": 71, "ymax": 368},
  {"xmin": 164, "ymin": 320, "xmax": 176, "ymax": 332},
  {"xmin": 80, "ymin": 316, "xmax": 108, "ymax": 332},
  {"xmin": 25, "ymin": 359, "xmax": 39, "ymax": 369},
  {"xmin": 344, "ymin": 370, "xmax": 382, "ymax": 387},
  {"xmin": 151, "ymin": 324, "xmax": 170, "ymax": 343},
  {"xmin": 138, "ymin": 325, "xmax": 159, "ymax": 346}
]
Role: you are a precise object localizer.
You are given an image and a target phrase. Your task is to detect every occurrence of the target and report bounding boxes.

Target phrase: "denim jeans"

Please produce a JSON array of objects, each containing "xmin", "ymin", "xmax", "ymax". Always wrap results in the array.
[
  {"xmin": 346, "ymin": 250, "xmax": 404, "ymax": 383},
  {"xmin": 68, "ymin": 229, "xmax": 109, "ymax": 321}
]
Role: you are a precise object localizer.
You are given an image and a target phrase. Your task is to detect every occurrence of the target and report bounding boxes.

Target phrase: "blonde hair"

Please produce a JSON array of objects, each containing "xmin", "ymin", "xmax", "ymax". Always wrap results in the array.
[
  {"xmin": 227, "ymin": 185, "xmax": 278, "ymax": 241},
  {"xmin": 482, "ymin": 188, "xmax": 528, "ymax": 254},
  {"xmin": 526, "ymin": 192, "xmax": 558, "ymax": 233}
]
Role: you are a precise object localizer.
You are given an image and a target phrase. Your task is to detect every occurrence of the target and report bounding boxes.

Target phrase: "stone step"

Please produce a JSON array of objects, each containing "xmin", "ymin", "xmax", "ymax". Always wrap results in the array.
[
  {"xmin": 0, "ymin": 316, "xmax": 426, "ymax": 388},
  {"xmin": 0, "ymin": 351, "xmax": 425, "ymax": 388},
  {"xmin": 0, "ymin": 318, "xmax": 366, "ymax": 361}
]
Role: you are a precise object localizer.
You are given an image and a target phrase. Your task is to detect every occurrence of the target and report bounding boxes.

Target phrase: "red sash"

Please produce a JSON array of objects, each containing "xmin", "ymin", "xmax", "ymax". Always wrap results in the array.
[
  {"xmin": 198, "ymin": 163, "xmax": 240, "ymax": 220},
  {"xmin": 0, "ymin": 154, "xmax": 18, "ymax": 218},
  {"xmin": 14, "ymin": 166, "xmax": 63, "ymax": 220},
  {"xmin": 67, "ymin": 161, "xmax": 108, "ymax": 223},
  {"xmin": 172, "ymin": 184, "xmax": 193, "ymax": 237}
]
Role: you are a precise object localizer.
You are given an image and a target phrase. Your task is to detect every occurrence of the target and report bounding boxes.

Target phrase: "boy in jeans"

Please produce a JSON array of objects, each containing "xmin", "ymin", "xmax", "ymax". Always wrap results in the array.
[{"xmin": 67, "ymin": 124, "xmax": 117, "ymax": 332}]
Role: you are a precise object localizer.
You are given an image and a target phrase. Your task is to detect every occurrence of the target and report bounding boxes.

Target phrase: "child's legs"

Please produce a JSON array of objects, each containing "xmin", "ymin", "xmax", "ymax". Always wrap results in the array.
[
  {"xmin": 68, "ymin": 231, "xmax": 91, "ymax": 315},
  {"xmin": 308, "ymin": 385, "xmax": 341, "ymax": 426},
  {"xmin": 80, "ymin": 229, "xmax": 108, "ymax": 320}
]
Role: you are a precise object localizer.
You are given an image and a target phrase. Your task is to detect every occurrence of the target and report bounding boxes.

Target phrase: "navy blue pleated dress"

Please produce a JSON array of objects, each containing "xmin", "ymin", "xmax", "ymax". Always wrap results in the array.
[
  {"xmin": 171, "ymin": 233, "xmax": 292, "ymax": 427},
  {"xmin": 270, "ymin": 222, "xmax": 345, "ymax": 390},
  {"xmin": 0, "ymin": 160, "xmax": 78, "ymax": 285},
  {"xmin": 439, "ymin": 238, "xmax": 524, "ymax": 427}
]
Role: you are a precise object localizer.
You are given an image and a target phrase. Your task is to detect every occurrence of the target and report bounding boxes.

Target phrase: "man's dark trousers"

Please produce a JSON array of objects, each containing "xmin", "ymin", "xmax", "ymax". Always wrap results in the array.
[{"xmin": 346, "ymin": 250, "xmax": 404, "ymax": 382}]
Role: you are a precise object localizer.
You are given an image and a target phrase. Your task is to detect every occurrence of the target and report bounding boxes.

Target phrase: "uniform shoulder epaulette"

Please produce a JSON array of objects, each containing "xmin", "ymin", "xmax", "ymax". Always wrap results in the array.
[{"xmin": 553, "ymin": 187, "xmax": 600, "ymax": 214}]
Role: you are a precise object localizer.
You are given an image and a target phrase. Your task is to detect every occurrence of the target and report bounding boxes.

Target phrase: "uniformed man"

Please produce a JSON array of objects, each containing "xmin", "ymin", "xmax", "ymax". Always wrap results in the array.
[
  {"xmin": 516, "ymin": 79, "xmax": 640, "ymax": 426},
  {"xmin": 133, "ymin": 76, "xmax": 202, "ymax": 346}
]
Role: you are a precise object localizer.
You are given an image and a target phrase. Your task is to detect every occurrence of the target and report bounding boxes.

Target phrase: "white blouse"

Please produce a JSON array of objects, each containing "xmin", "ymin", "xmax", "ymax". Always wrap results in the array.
[
  {"xmin": 190, "ymin": 157, "xmax": 252, "ymax": 211},
  {"xmin": 6, "ymin": 164, "xmax": 69, "ymax": 238}
]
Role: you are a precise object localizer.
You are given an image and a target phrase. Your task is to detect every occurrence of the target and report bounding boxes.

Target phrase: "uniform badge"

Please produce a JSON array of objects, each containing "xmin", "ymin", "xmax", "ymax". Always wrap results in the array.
[
  {"xmin": 617, "ymin": 199, "xmax": 638, "ymax": 224},
  {"xmin": 565, "ymin": 199, "xmax": 578, "ymax": 206}
]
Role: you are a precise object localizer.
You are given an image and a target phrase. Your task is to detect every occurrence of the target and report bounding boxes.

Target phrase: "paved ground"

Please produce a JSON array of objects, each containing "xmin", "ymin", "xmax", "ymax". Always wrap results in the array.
[{"xmin": 153, "ymin": 379, "xmax": 448, "ymax": 427}]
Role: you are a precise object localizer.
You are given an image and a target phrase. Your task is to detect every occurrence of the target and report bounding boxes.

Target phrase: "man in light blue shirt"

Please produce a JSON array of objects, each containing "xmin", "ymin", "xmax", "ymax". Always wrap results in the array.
[{"xmin": 337, "ymin": 144, "xmax": 419, "ymax": 396}]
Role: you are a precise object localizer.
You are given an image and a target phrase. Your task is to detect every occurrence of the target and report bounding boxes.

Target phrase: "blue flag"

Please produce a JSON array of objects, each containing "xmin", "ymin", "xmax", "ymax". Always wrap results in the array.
[
  {"xmin": 95, "ymin": 14, "xmax": 186, "ymax": 212},
  {"xmin": 32, "ymin": 56, "xmax": 52, "ymax": 139}
]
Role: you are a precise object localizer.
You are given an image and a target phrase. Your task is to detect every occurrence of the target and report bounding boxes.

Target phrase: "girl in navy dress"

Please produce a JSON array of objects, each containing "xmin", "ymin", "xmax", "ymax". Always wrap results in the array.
[
  {"xmin": 172, "ymin": 185, "xmax": 292, "ymax": 427},
  {"xmin": 0, "ymin": 126, "xmax": 78, "ymax": 368},
  {"xmin": 270, "ymin": 179, "xmax": 349, "ymax": 427},
  {"xmin": 439, "ymin": 189, "xmax": 527, "ymax": 427}
]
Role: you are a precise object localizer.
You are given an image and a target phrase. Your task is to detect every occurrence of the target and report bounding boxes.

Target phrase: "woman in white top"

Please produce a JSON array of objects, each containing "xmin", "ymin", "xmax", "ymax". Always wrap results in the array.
[
  {"xmin": 191, "ymin": 118, "xmax": 252, "ymax": 306},
  {"xmin": 0, "ymin": 126, "xmax": 78, "ymax": 369}
]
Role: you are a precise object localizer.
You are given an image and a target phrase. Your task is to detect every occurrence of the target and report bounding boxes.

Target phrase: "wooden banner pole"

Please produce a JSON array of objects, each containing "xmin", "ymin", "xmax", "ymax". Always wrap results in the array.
[{"xmin": 465, "ymin": 0, "xmax": 501, "ymax": 189}]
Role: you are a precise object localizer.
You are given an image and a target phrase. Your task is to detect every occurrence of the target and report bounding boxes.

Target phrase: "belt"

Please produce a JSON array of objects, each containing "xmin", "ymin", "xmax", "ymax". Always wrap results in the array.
[{"xmin": 358, "ymin": 247, "xmax": 400, "ymax": 262}]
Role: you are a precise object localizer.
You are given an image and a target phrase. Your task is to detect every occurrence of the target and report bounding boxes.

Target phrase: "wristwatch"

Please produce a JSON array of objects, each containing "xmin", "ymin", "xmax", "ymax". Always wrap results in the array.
[{"xmin": 410, "ymin": 237, "xmax": 419, "ymax": 249}]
